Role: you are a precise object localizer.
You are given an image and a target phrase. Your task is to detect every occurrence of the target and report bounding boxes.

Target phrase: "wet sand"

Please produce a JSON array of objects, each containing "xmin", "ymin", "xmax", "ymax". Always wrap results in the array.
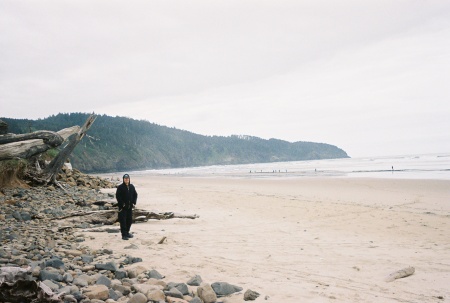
[{"xmin": 84, "ymin": 176, "xmax": 450, "ymax": 302}]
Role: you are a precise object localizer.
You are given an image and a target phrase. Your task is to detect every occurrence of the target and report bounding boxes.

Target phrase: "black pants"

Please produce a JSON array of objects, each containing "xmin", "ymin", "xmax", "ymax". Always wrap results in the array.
[{"xmin": 118, "ymin": 208, "xmax": 133, "ymax": 236}]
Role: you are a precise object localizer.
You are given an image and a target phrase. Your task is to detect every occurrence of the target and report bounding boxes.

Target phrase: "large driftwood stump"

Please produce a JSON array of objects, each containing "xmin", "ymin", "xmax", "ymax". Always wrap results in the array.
[{"xmin": 42, "ymin": 115, "xmax": 96, "ymax": 184}]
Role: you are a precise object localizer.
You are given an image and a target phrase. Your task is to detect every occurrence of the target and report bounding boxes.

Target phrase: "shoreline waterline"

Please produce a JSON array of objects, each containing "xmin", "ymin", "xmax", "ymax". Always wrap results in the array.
[{"xmin": 104, "ymin": 152, "xmax": 450, "ymax": 180}]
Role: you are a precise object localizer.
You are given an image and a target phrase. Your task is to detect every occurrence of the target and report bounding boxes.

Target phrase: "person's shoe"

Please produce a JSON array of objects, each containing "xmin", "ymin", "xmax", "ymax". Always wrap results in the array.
[
  {"xmin": 122, "ymin": 236, "xmax": 129, "ymax": 240},
  {"xmin": 126, "ymin": 233, "xmax": 134, "ymax": 238}
]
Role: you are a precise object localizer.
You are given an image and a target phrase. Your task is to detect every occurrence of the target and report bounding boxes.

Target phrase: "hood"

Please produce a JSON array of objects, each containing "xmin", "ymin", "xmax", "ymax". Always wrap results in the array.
[{"xmin": 123, "ymin": 173, "xmax": 130, "ymax": 183}]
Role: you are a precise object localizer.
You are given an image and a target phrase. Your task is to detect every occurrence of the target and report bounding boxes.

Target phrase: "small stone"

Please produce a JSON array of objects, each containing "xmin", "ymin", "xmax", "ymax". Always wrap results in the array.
[
  {"xmin": 96, "ymin": 275, "xmax": 112, "ymax": 287},
  {"xmin": 63, "ymin": 272, "xmax": 74, "ymax": 283},
  {"xmin": 244, "ymin": 289, "xmax": 260, "ymax": 301},
  {"xmin": 165, "ymin": 287, "xmax": 183, "ymax": 299},
  {"xmin": 39, "ymin": 270, "xmax": 63, "ymax": 282},
  {"xmin": 115, "ymin": 269, "xmax": 128, "ymax": 280},
  {"xmin": 42, "ymin": 279, "xmax": 60, "ymax": 291},
  {"xmin": 44, "ymin": 258, "xmax": 65, "ymax": 269},
  {"xmin": 95, "ymin": 261, "xmax": 118, "ymax": 272},
  {"xmin": 148, "ymin": 269, "xmax": 164, "ymax": 280},
  {"xmin": 128, "ymin": 293, "xmax": 147, "ymax": 303},
  {"xmin": 167, "ymin": 282, "xmax": 189, "ymax": 295},
  {"xmin": 108, "ymin": 288, "xmax": 120, "ymax": 301},
  {"xmin": 112, "ymin": 284, "xmax": 131, "ymax": 295},
  {"xmin": 211, "ymin": 282, "xmax": 243, "ymax": 296},
  {"xmin": 126, "ymin": 265, "xmax": 147, "ymax": 278},
  {"xmin": 84, "ymin": 285, "xmax": 109, "ymax": 300},
  {"xmin": 190, "ymin": 297, "xmax": 202, "ymax": 303},
  {"xmin": 73, "ymin": 277, "xmax": 89, "ymax": 287},
  {"xmin": 187, "ymin": 275, "xmax": 202, "ymax": 286},
  {"xmin": 146, "ymin": 289, "xmax": 165, "ymax": 302},
  {"xmin": 167, "ymin": 296, "xmax": 189, "ymax": 303}
]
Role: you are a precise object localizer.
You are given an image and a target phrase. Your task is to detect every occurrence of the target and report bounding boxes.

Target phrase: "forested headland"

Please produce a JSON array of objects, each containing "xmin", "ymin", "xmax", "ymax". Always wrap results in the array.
[{"xmin": 2, "ymin": 113, "xmax": 349, "ymax": 173}]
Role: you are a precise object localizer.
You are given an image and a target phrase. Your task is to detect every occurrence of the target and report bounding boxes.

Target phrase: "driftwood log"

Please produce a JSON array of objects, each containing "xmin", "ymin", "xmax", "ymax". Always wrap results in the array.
[
  {"xmin": 384, "ymin": 266, "xmax": 415, "ymax": 282},
  {"xmin": 0, "ymin": 126, "xmax": 79, "ymax": 161},
  {"xmin": 53, "ymin": 208, "xmax": 198, "ymax": 225}
]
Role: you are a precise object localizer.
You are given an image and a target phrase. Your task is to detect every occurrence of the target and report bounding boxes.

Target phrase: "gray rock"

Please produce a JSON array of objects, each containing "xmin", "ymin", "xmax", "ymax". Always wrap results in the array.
[
  {"xmin": 148, "ymin": 269, "xmax": 164, "ymax": 279},
  {"xmin": 39, "ymin": 270, "xmax": 64, "ymax": 282},
  {"xmin": 115, "ymin": 269, "xmax": 128, "ymax": 279},
  {"xmin": 244, "ymin": 289, "xmax": 260, "ymax": 301},
  {"xmin": 96, "ymin": 275, "xmax": 112, "ymax": 287},
  {"xmin": 12, "ymin": 211, "xmax": 23, "ymax": 221},
  {"xmin": 108, "ymin": 288, "xmax": 120, "ymax": 300},
  {"xmin": 112, "ymin": 284, "xmax": 131, "ymax": 295},
  {"xmin": 103, "ymin": 249, "xmax": 113, "ymax": 254},
  {"xmin": 63, "ymin": 272, "xmax": 74, "ymax": 283},
  {"xmin": 187, "ymin": 275, "xmax": 202, "ymax": 286},
  {"xmin": 167, "ymin": 282, "xmax": 189, "ymax": 295},
  {"xmin": 190, "ymin": 297, "xmax": 203, "ymax": 303},
  {"xmin": 42, "ymin": 279, "xmax": 60, "ymax": 291},
  {"xmin": 165, "ymin": 287, "xmax": 184, "ymax": 299},
  {"xmin": 73, "ymin": 277, "xmax": 89, "ymax": 287},
  {"xmin": 123, "ymin": 255, "xmax": 142, "ymax": 264},
  {"xmin": 81, "ymin": 254, "xmax": 94, "ymax": 263},
  {"xmin": 211, "ymin": 282, "xmax": 243, "ymax": 297},
  {"xmin": 72, "ymin": 291, "xmax": 85, "ymax": 302},
  {"xmin": 20, "ymin": 212, "xmax": 32, "ymax": 221},
  {"xmin": 44, "ymin": 258, "xmax": 65, "ymax": 269},
  {"xmin": 95, "ymin": 261, "xmax": 118, "ymax": 272}
]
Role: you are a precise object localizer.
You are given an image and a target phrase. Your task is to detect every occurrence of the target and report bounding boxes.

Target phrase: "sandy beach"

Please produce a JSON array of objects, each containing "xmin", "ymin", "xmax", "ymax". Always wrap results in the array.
[{"xmin": 83, "ymin": 175, "xmax": 450, "ymax": 302}]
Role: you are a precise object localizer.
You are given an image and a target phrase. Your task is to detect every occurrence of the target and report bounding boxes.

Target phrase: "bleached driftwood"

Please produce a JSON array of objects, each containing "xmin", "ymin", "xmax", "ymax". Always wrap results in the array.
[
  {"xmin": 53, "ymin": 208, "xmax": 198, "ymax": 225},
  {"xmin": 42, "ymin": 115, "xmax": 96, "ymax": 184},
  {"xmin": 0, "ymin": 126, "xmax": 79, "ymax": 161},
  {"xmin": 384, "ymin": 266, "xmax": 415, "ymax": 282}
]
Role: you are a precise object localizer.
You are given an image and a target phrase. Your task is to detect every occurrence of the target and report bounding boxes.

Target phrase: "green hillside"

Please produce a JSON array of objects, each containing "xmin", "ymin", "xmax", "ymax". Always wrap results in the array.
[{"xmin": 2, "ymin": 113, "xmax": 349, "ymax": 173}]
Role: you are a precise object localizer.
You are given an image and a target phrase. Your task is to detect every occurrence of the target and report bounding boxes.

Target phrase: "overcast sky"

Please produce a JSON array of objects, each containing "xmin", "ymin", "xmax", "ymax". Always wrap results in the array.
[{"xmin": 1, "ymin": 1, "xmax": 449, "ymax": 157}]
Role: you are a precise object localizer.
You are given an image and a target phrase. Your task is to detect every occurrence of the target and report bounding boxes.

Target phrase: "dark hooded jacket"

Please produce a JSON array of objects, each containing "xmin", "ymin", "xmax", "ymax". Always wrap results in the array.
[{"xmin": 115, "ymin": 174, "xmax": 138, "ymax": 210}]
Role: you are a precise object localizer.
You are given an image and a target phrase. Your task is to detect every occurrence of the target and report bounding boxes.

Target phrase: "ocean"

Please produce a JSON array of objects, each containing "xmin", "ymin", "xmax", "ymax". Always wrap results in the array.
[{"xmin": 132, "ymin": 152, "xmax": 450, "ymax": 180}]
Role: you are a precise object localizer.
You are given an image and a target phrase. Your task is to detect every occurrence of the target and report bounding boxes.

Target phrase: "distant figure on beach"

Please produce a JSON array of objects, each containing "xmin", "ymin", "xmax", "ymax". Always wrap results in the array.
[
  {"xmin": 116, "ymin": 174, "xmax": 138, "ymax": 240},
  {"xmin": 392, "ymin": 166, "xmax": 394, "ymax": 171}
]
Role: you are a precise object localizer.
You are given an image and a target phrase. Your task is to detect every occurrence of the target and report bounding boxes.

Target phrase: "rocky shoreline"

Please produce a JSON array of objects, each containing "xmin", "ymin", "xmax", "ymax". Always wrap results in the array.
[{"xmin": 0, "ymin": 173, "xmax": 260, "ymax": 303}]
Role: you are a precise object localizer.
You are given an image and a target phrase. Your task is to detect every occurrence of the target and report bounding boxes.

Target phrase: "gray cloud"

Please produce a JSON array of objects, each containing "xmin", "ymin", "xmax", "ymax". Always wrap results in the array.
[{"xmin": 1, "ymin": 0, "xmax": 449, "ymax": 156}]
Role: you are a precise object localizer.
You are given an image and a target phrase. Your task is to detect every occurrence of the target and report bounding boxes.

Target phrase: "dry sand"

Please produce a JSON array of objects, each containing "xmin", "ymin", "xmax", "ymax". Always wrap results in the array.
[{"xmin": 84, "ymin": 176, "xmax": 450, "ymax": 302}]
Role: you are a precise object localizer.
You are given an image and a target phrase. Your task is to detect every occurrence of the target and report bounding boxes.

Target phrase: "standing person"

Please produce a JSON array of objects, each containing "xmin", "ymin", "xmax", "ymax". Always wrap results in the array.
[{"xmin": 116, "ymin": 173, "xmax": 138, "ymax": 240}]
